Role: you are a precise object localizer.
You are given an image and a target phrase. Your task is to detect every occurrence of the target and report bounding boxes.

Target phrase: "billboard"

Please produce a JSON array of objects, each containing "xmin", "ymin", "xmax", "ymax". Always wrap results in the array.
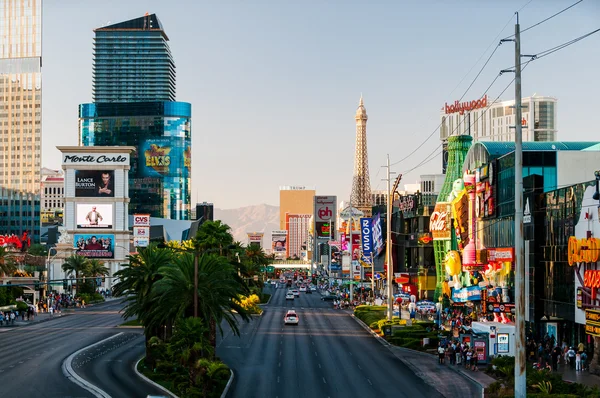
[
  {"xmin": 314, "ymin": 196, "xmax": 337, "ymax": 239},
  {"xmin": 371, "ymin": 213, "xmax": 383, "ymax": 256},
  {"xmin": 139, "ymin": 138, "xmax": 191, "ymax": 178},
  {"xmin": 75, "ymin": 170, "xmax": 115, "ymax": 197},
  {"xmin": 76, "ymin": 204, "xmax": 113, "ymax": 229},
  {"xmin": 360, "ymin": 217, "xmax": 373, "ymax": 264},
  {"xmin": 133, "ymin": 214, "xmax": 151, "ymax": 226},
  {"xmin": 74, "ymin": 234, "xmax": 114, "ymax": 258},
  {"xmin": 430, "ymin": 202, "xmax": 452, "ymax": 241},
  {"xmin": 247, "ymin": 232, "xmax": 264, "ymax": 248},
  {"xmin": 272, "ymin": 230, "xmax": 287, "ymax": 254}
]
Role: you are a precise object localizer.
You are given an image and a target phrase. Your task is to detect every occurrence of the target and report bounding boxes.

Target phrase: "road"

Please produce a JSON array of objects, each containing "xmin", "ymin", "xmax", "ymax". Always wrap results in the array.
[
  {"xmin": 0, "ymin": 299, "xmax": 165, "ymax": 398},
  {"xmin": 217, "ymin": 285, "xmax": 443, "ymax": 398}
]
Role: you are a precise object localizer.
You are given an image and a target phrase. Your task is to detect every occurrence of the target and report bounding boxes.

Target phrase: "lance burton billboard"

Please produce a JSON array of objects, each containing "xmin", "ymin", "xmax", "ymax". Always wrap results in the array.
[
  {"xmin": 444, "ymin": 95, "xmax": 488, "ymax": 115},
  {"xmin": 75, "ymin": 170, "xmax": 115, "ymax": 197}
]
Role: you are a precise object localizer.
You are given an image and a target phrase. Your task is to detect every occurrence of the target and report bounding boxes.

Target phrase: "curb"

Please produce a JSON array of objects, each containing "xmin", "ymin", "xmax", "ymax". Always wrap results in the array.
[
  {"xmin": 220, "ymin": 369, "xmax": 234, "ymax": 398},
  {"xmin": 134, "ymin": 357, "xmax": 179, "ymax": 398},
  {"xmin": 11, "ymin": 312, "xmax": 73, "ymax": 329},
  {"xmin": 62, "ymin": 333, "xmax": 123, "ymax": 398},
  {"xmin": 350, "ymin": 314, "xmax": 487, "ymax": 396}
]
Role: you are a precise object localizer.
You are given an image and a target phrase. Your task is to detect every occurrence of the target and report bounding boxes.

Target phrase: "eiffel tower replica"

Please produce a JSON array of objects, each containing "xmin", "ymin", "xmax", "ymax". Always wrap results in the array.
[{"xmin": 350, "ymin": 96, "xmax": 373, "ymax": 217}]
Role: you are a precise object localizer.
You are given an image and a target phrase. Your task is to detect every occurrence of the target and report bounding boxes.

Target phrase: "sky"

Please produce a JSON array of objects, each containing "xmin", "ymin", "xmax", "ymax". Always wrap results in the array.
[{"xmin": 42, "ymin": 0, "xmax": 600, "ymax": 209}]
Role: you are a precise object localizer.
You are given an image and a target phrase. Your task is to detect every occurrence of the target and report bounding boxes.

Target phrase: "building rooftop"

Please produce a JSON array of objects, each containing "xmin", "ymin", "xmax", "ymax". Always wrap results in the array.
[{"xmin": 95, "ymin": 13, "xmax": 167, "ymax": 38}]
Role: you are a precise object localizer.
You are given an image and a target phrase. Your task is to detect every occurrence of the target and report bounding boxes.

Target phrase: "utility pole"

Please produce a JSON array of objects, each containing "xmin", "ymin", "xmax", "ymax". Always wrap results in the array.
[
  {"xmin": 384, "ymin": 155, "xmax": 398, "ymax": 321},
  {"xmin": 513, "ymin": 14, "xmax": 526, "ymax": 398}
]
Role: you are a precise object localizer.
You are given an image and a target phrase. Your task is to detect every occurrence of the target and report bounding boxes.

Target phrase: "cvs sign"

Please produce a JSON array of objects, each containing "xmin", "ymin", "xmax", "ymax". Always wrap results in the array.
[{"xmin": 133, "ymin": 214, "xmax": 151, "ymax": 226}]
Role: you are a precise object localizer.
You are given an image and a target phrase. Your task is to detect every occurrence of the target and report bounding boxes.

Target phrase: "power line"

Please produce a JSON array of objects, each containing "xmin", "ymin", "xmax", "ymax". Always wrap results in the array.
[{"xmin": 502, "ymin": 0, "xmax": 585, "ymax": 41}]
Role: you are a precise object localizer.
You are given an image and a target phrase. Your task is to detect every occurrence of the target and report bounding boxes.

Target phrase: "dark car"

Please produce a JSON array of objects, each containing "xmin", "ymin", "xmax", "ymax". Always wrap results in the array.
[
  {"xmin": 321, "ymin": 295, "xmax": 339, "ymax": 301},
  {"xmin": 305, "ymin": 289, "xmax": 312, "ymax": 294}
]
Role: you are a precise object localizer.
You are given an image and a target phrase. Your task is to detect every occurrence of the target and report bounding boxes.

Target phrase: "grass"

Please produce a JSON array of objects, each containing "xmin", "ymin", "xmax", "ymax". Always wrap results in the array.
[{"xmin": 137, "ymin": 358, "xmax": 177, "ymax": 393}]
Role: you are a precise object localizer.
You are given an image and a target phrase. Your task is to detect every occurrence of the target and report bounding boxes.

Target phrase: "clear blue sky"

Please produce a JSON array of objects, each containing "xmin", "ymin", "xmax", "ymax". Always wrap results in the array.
[{"xmin": 42, "ymin": 0, "xmax": 600, "ymax": 209}]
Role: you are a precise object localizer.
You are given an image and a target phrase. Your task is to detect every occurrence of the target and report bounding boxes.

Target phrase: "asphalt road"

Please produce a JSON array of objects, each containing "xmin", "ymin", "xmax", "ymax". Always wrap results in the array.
[
  {"xmin": 217, "ymin": 285, "xmax": 443, "ymax": 398},
  {"xmin": 0, "ymin": 299, "xmax": 165, "ymax": 398}
]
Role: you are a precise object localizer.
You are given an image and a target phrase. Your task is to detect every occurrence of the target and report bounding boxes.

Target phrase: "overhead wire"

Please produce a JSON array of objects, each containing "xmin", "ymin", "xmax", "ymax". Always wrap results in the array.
[{"xmin": 390, "ymin": 0, "xmax": 585, "ymax": 171}]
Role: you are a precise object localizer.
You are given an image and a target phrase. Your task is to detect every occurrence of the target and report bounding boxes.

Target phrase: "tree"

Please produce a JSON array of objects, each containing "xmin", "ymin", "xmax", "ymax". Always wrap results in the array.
[
  {"xmin": 85, "ymin": 259, "xmax": 110, "ymax": 278},
  {"xmin": 112, "ymin": 244, "xmax": 174, "ymax": 367},
  {"xmin": 61, "ymin": 255, "xmax": 90, "ymax": 294},
  {"xmin": 194, "ymin": 220, "xmax": 234, "ymax": 256},
  {"xmin": 149, "ymin": 253, "xmax": 251, "ymax": 354},
  {"xmin": 167, "ymin": 317, "xmax": 213, "ymax": 389},
  {"xmin": 0, "ymin": 247, "xmax": 17, "ymax": 276}
]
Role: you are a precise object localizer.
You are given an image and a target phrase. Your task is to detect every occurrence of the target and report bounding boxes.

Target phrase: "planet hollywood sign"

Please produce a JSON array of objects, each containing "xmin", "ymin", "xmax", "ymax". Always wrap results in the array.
[{"xmin": 444, "ymin": 95, "xmax": 488, "ymax": 115}]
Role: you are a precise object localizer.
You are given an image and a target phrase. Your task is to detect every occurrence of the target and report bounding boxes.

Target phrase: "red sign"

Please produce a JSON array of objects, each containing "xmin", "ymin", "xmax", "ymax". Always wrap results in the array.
[
  {"xmin": 430, "ymin": 202, "xmax": 452, "ymax": 240},
  {"xmin": 133, "ymin": 214, "xmax": 151, "ymax": 227},
  {"xmin": 488, "ymin": 248, "xmax": 514, "ymax": 262},
  {"xmin": 445, "ymin": 95, "xmax": 488, "ymax": 115},
  {"xmin": 584, "ymin": 270, "xmax": 600, "ymax": 289}
]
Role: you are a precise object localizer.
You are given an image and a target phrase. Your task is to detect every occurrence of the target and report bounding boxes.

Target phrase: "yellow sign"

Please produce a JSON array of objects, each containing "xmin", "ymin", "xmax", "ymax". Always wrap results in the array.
[
  {"xmin": 585, "ymin": 309, "xmax": 600, "ymax": 325},
  {"xmin": 568, "ymin": 236, "xmax": 600, "ymax": 266},
  {"xmin": 585, "ymin": 323, "xmax": 600, "ymax": 337}
]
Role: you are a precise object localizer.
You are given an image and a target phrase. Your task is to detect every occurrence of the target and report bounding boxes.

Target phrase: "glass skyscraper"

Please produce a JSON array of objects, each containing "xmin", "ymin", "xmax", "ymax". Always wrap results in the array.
[
  {"xmin": 0, "ymin": 0, "xmax": 42, "ymax": 241},
  {"xmin": 93, "ymin": 14, "xmax": 176, "ymax": 103},
  {"xmin": 80, "ymin": 13, "xmax": 192, "ymax": 220}
]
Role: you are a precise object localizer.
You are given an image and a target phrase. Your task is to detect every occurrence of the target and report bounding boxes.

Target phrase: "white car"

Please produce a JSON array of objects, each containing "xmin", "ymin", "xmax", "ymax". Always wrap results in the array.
[
  {"xmin": 299, "ymin": 286, "xmax": 307, "ymax": 292},
  {"xmin": 310, "ymin": 285, "xmax": 316, "ymax": 291},
  {"xmin": 284, "ymin": 310, "xmax": 299, "ymax": 325},
  {"xmin": 286, "ymin": 293, "xmax": 295, "ymax": 300},
  {"xmin": 292, "ymin": 289, "xmax": 300, "ymax": 297}
]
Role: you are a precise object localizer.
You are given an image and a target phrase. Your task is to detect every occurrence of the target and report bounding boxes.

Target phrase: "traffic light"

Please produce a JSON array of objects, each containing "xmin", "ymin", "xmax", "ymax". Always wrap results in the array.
[
  {"xmin": 63, "ymin": 279, "xmax": 68, "ymax": 290},
  {"xmin": 34, "ymin": 280, "xmax": 40, "ymax": 290}
]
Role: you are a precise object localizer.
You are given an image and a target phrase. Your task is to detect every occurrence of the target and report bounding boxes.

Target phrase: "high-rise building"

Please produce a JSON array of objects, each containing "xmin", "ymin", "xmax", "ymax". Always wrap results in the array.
[
  {"xmin": 440, "ymin": 95, "xmax": 557, "ymax": 173},
  {"xmin": 195, "ymin": 202, "xmax": 214, "ymax": 223},
  {"xmin": 279, "ymin": 186, "xmax": 315, "ymax": 230},
  {"xmin": 79, "ymin": 14, "xmax": 192, "ymax": 220},
  {"xmin": 40, "ymin": 168, "xmax": 64, "ymax": 226},
  {"xmin": 93, "ymin": 13, "xmax": 175, "ymax": 103},
  {"xmin": 285, "ymin": 214, "xmax": 311, "ymax": 259},
  {"xmin": 350, "ymin": 96, "xmax": 372, "ymax": 217},
  {"xmin": 0, "ymin": 0, "xmax": 42, "ymax": 241}
]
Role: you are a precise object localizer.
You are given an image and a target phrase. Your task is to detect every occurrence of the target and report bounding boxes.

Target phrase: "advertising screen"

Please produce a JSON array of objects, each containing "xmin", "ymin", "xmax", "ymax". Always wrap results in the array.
[
  {"xmin": 75, "ymin": 170, "xmax": 115, "ymax": 197},
  {"xmin": 74, "ymin": 234, "xmax": 114, "ymax": 258},
  {"xmin": 272, "ymin": 232, "xmax": 287, "ymax": 253},
  {"xmin": 76, "ymin": 204, "xmax": 113, "ymax": 229},
  {"xmin": 139, "ymin": 138, "xmax": 190, "ymax": 178}
]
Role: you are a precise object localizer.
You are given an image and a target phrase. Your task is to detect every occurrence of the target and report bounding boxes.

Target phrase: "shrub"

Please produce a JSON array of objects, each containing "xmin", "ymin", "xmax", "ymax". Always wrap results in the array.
[
  {"xmin": 78, "ymin": 293, "xmax": 104, "ymax": 304},
  {"xmin": 16, "ymin": 301, "xmax": 29, "ymax": 311}
]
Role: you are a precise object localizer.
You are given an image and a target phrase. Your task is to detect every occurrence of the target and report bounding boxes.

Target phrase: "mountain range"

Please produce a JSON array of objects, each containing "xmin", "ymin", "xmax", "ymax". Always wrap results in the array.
[{"xmin": 214, "ymin": 204, "xmax": 280, "ymax": 246}]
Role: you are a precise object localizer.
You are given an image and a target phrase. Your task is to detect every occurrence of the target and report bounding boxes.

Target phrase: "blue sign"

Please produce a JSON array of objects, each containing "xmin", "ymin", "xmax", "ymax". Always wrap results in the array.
[
  {"xmin": 451, "ymin": 285, "xmax": 482, "ymax": 302},
  {"xmin": 371, "ymin": 214, "xmax": 383, "ymax": 256},
  {"xmin": 360, "ymin": 217, "xmax": 373, "ymax": 263}
]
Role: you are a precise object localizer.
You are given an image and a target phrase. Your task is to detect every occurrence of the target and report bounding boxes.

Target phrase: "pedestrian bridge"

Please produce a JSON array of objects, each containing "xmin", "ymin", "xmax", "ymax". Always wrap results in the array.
[{"xmin": 271, "ymin": 260, "xmax": 311, "ymax": 269}]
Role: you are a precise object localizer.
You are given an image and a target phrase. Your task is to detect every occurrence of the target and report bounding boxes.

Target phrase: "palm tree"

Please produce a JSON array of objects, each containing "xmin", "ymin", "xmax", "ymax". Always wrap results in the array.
[
  {"xmin": 85, "ymin": 259, "xmax": 110, "ymax": 278},
  {"xmin": 149, "ymin": 253, "xmax": 251, "ymax": 355},
  {"xmin": 61, "ymin": 254, "xmax": 90, "ymax": 295},
  {"xmin": 112, "ymin": 243, "xmax": 174, "ymax": 367},
  {"xmin": 194, "ymin": 220, "xmax": 234, "ymax": 256},
  {"xmin": 0, "ymin": 247, "xmax": 16, "ymax": 276},
  {"xmin": 166, "ymin": 317, "xmax": 212, "ymax": 389}
]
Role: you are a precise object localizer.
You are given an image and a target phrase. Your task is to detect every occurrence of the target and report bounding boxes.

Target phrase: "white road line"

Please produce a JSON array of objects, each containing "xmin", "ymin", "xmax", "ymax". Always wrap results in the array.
[
  {"xmin": 314, "ymin": 352, "xmax": 318, "ymax": 357},
  {"xmin": 278, "ymin": 362, "xmax": 281, "ymax": 367},
  {"xmin": 349, "ymin": 352, "xmax": 353, "ymax": 356},
  {"xmin": 277, "ymin": 376, "xmax": 280, "ymax": 383},
  {"xmin": 311, "ymin": 341, "xmax": 314, "ymax": 345},
  {"xmin": 279, "ymin": 350, "xmax": 282, "ymax": 356},
  {"xmin": 322, "ymin": 377, "xmax": 327, "ymax": 384},
  {"xmin": 358, "ymin": 364, "xmax": 362, "ymax": 370},
  {"xmin": 367, "ymin": 379, "xmax": 372, "ymax": 386},
  {"xmin": 318, "ymin": 364, "xmax": 322, "ymax": 369}
]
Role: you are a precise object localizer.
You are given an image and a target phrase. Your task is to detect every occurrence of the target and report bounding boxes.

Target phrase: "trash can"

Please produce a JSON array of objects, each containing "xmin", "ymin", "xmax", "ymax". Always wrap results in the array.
[
  {"xmin": 382, "ymin": 325, "xmax": 392, "ymax": 337},
  {"xmin": 423, "ymin": 337, "xmax": 430, "ymax": 347}
]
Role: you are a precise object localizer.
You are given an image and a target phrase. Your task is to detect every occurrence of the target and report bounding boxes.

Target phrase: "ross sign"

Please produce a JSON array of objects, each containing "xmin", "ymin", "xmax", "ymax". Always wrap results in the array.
[
  {"xmin": 444, "ymin": 95, "xmax": 488, "ymax": 115},
  {"xmin": 76, "ymin": 204, "xmax": 113, "ymax": 229},
  {"xmin": 568, "ymin": 236, "xmax": 600, "ymax": 266},
  {"xmin": 360, "ymin": 217, "xmax": 372, "ymax": 263},
  {"xmin": 523, "ymin": 197, "xmax": 532, "ymax": 224},
  {"xmin": 497, "ymin": 333, "xmax": 509, "ymax": 353},
  {"xmin": 452, "ymin": 285, "xmax": 482, "ymax": 302},
  {"xmin": 133, "ymin": 214, "xmax": 151, "ymax": 227},
  {"xmin": 74, "ymin": 234, "xmax": 114, "ymax": 258},
  {"xmin": 63, "ymin": 153, "xmax": 129, "ymax": 165},
  {"xmin": 75, "ymin": 170, "xmax": 115, "ymax": 197},
  {"xmin": 371, "ymin": 213, "xmax": 383, "ymax": 255},
  {"xmin": 430, "ymin": 202, "xmax": 452, "ymax": 240}
]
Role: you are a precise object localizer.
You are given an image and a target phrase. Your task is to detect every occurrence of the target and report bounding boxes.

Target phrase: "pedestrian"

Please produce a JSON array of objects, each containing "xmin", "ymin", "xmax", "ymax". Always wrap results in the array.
[
  {"xmin": 581, "ymin": 351, "xmax": 588, "ymax": 371},
  {"xmin": 438, "ymin": 343, "xmax": 445, "ymax": 364},
  {"xmin": 576, "ymin": 351, "xmax": 582, "ymax": 371},
  {"xmin": 551, "ymin": 346, "xmax": 561, "ymax": 371},
  {"xmin": 456, "ymin": 343, "xmax": 462, "ymax": 365},
  {"xmin": 578, "ymin": 341, "xmax": 585, "ymax": 354},
  {"xmin": 448, "ymin": 343, "xmax": 456, "ymax": 365},
  {"xmin": 466, "ymin": 348, "xmax": 473, "ymax": 370},
  {"xmin": 567, "ymin": 347, "xmax": 576, "ymax": 369}
]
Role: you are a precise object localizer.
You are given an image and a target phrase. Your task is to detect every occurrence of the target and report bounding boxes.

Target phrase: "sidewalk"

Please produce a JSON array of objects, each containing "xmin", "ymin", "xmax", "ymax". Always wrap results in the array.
[
  {"xmin": 555, "ymin": 364, "xmax": 600, "ymax": 388},
  {"xmin": 351, "ymin": 313, "xmax": 493, "ymax": 397}
]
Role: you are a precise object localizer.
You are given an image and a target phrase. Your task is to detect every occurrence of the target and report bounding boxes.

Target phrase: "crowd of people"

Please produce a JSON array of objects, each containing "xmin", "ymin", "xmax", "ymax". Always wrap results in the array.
[
  {"xmin": 529, "ymin": 334, "xmax": 589, "ymax": 372},
  {"xmin": 0, "ymin": 305, "xmax": 36, "ymax": 326},
  {"xmin": 438, "ymin": 340, "xmax": 481, "ymax": 372}
]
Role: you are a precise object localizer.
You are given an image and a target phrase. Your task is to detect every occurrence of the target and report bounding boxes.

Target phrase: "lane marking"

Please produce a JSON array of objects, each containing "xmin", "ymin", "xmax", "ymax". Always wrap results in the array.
[
  {"xmin": 278, "ymin": 362, "xmax": 281, "ymax": 367},
  {"xmin": 277, "ymin": 376, "xmax": 280, "ymax": 383},
  {"xmin": 314, "ymin": 351, "xmax": 318, "ymax": 357},
  {"xmin": 318, "ymin": 363, "xmax": 322, "ymax": 369},
  {"xmin": 279, "ymin": 350, "xmax": 282, "ymax": 356},
  {"xmin": 322, "ymin": 377, "xmax": 327, "ymax": 384},
  {"xmin": 367, "ymin": 379, "xmax": 373, "ymax": 385}
]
